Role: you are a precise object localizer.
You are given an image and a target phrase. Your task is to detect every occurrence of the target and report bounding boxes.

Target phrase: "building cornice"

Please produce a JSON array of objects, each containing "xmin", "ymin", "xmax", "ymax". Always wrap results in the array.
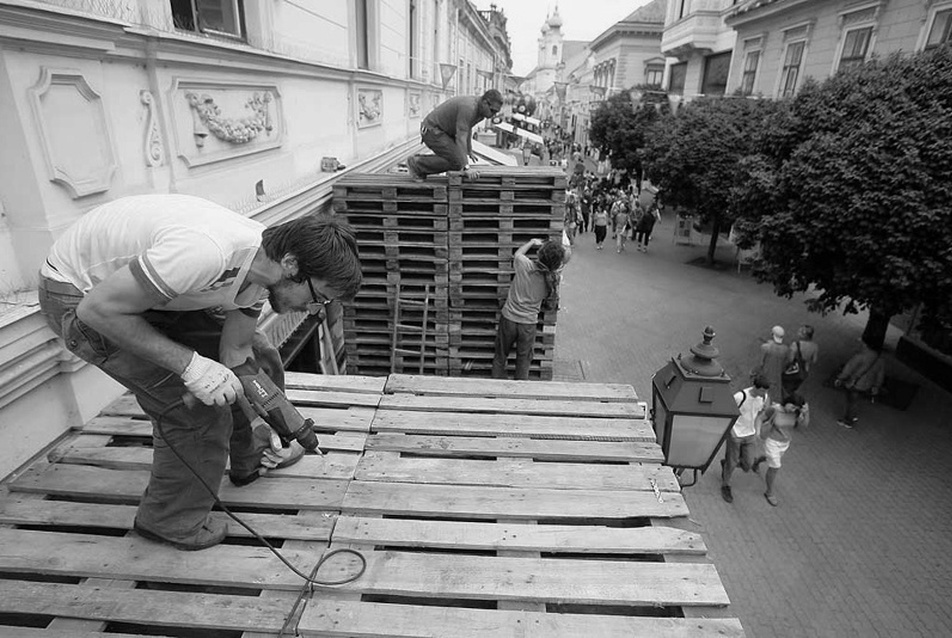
[{"xmin": 726, "ymin": 0, "xmax": 819, "ymax": 27}]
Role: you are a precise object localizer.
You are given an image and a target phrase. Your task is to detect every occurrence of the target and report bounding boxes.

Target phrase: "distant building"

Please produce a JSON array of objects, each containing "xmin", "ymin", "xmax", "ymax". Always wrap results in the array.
[{"xmin": 661, "ymin": 0, "xmax": 739, "ymax": 98}]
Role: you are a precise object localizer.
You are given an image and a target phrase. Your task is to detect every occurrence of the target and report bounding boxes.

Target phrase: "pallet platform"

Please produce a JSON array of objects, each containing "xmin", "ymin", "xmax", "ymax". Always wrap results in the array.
[{"xmin": 0, "ymin": 374, "xmax": 742, "ymax": 636}]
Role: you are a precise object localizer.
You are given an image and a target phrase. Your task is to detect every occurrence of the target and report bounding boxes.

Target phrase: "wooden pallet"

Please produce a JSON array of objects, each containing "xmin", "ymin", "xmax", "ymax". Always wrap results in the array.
[{"xmin": 0, "ymin": 374, "xmax": 742, "ymax": 636}]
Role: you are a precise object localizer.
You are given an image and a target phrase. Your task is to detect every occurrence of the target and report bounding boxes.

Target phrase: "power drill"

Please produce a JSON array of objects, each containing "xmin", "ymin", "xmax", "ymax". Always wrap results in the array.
[{"xmin": 232, "ymin": 358, "xmax": 320, "ymax": 452}]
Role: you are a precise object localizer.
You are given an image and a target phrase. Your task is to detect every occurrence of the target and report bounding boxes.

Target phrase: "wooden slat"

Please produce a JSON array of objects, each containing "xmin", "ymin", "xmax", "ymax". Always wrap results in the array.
[
  {"xmin": 0, "ymin": 497, "xmax": 335, "ymax": 541},
  {"xmin": 95, "ymin": 398, "xmax": 377, "ymax": 433},
  {"xmin": 8, "ymin": 464, "xmax": 348, "ymax": 510},
  {"xmin": 0, "ymin": 528, "xmax": 323, "ymax": 589},
  {"xmin": 78, "ymin": 416, "xmax": 370, "ymax": 449},
  {"xmin": 316, "ymin": 550, "xmax": 730, "ymax": 607},
  {"xmin": 342, "ymin": 481, "xmax": 688, "ymax": 519},
  {"xmin": 365, "ymin": 433, "xmax": 664, "ymax": 462},
  {"xmin": 332, "ymin": 515, "xmax": 705, "ymax": 554},
  {"xmin": 354, "ymin": 451, "xmax": 681, "ymax": 492},
  {"xmin": 285, "ymin": 371, "xmax": 387, "ymax": 394},
  {"xmin": 0, "ymin": 629, "xmax": 158, "ymax": 638},
  {"xmin": 51, "ymin": 444, "xmax": 359, "ymax": 480},
  {"xmin": 372, "ymin": 409, "xmax": 655, "ymax": 441},
  {"xmin": 286, "ymin": 388, "xmax": 381, "ymax": 408},
  {"xmin": 378, "ymin": 394, "xmax": 643, "ymax": 417},
  {"xmin": 385, "ymin": 373, "xmax": 638, "ymax": 401},
  {"xmin": 299, "ymin": 599, "xmax": 744, "ymax": 637},
  {"xmin": 0, "ymin": 579, "xmax": 296, "ymax": 632}
]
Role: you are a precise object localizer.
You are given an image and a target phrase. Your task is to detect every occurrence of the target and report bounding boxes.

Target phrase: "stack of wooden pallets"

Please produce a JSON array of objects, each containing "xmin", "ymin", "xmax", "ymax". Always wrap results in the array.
[
  {"xmin": 0, "ymin": 373, "xmax": 744, "ymax": 637},
  {"xmin": 334, "ymin": 175, "xmax": 451, "ymax": 376},
  {"xmin": 335, "ymin": 167, "xmax": 565, "ymax": 379}
]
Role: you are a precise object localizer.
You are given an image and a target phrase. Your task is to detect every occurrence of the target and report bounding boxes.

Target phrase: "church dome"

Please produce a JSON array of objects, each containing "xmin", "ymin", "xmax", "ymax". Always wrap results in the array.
[{"xmin": 547, "ymin": 10, "xmax": 562, "ymax": 29}]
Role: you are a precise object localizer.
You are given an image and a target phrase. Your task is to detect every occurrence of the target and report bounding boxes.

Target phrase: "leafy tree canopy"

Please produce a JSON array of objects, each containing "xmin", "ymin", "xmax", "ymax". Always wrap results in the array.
[
  {"xmin": 751, "ymin": 47, "xmax": 952, "ymax": 343},
  {"xmin": 588, "ymin": 91, "xmax": 660, "ymax": 179}
]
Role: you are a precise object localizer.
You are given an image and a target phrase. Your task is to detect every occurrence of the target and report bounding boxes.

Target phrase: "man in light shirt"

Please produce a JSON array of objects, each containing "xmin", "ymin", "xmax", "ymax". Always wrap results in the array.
[{"xmin": 721, "ymin": 374, "xmax": 771, "ymax": 504}]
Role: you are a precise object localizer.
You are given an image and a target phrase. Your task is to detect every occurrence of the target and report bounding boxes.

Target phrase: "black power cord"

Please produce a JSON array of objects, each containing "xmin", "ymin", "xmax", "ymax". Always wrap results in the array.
[{"xmin": 152, "ymin": 398, "xmax": 367, "ymax": 635}]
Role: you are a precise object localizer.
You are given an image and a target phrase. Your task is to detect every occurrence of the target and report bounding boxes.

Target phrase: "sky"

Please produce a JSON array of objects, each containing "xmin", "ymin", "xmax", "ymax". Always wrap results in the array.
[{"xmin": 471, "ymin": 0, "xmax": 656, "ymax": 76}]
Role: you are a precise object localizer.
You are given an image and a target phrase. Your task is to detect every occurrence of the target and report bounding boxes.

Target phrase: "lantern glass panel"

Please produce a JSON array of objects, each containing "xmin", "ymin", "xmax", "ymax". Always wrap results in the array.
[
  {"xmin": 653, "ymin": 391, "xmax": 669, "ymax": 451},
  {"xmin": 667, "ymin": 414, "xmax": 731, "ymax": 468}
]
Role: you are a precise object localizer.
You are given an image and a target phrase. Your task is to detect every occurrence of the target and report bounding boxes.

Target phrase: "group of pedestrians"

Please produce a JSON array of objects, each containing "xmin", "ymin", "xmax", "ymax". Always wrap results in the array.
[
  {"xmin": 721, "ymin": 324, "xmax": 817, "ymax": 507},
  {"xmin": 563, "ymin": 175, "xmax": 661, "ymax": 253}
]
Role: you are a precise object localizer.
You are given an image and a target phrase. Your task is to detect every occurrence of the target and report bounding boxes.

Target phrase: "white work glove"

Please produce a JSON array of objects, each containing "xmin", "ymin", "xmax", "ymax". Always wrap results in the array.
[
  {"xmin": 252, "ymin": 420, "xmax": 305, "ymax": 471},
  {"xmin": 181, "ymin": 352, "xmax": 243, "ymax": 406}
]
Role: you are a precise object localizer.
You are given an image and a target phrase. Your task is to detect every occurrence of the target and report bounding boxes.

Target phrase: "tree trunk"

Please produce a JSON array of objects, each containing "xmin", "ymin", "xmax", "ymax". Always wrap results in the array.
[
  {"xmin": 706, "ymin": 216, "xmax": 722, "ymax": 264},
  {"xmin": 862, "ymin": 308, "xmax": 891, "ymax": 350}
]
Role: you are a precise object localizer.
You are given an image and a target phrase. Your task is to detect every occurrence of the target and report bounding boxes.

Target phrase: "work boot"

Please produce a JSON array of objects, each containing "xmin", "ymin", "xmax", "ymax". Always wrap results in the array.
[{"xmin": 134, "ymin": 516, "xmax": 227, "ymax": 551}]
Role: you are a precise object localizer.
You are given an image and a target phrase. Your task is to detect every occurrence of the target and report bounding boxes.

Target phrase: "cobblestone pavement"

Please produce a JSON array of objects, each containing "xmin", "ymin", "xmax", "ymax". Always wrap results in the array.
[{"xmin": 552, "ymin": 215, "xmax": 952, "ymax": 637}]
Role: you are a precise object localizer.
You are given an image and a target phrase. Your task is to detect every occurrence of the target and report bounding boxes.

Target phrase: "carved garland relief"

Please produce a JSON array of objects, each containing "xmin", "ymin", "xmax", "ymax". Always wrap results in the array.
[{"xmin": 170, "ymin": 80, "xmax": 283, "ymax": 168}]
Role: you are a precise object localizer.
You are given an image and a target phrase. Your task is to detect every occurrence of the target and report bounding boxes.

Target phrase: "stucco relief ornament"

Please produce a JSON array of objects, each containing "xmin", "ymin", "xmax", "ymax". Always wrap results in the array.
[
  {"xmin": 185, "ymin": 91, "xmax": 273, "ymax": 147},
  {"xmin": 359, "ymin": 92, "xmax": 381, "ymax": 122},
  {"xmin": 140, "ymin": 90, "xmax": 163, "ymax": 167}
]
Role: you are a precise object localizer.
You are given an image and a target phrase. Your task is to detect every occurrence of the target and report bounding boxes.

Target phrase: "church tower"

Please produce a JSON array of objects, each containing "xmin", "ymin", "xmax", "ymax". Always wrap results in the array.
[{"xmin": 537, "ymin": 5, "xmax": 564, "ymax": 70}]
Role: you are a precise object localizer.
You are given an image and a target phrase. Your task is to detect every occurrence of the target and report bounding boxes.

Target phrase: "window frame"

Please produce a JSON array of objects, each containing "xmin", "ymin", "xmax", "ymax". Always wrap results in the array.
[
  {"xmin": 924, "ymin": 6, "xmax": 952, "ymax": 50},
  {"xmin": 778, "ymin": 39, "xmax": 806, "ymax": 98},
  {"xmin": 740, "ymin": 49, "xmax": 760, "ymax": 96},
  {"xmin": 837, "ymin": 25, "xmax": 874, "ymax": 72},
  {"xmin": 171, "ymin": 0, "xmax": 246, "ymax": 40}
]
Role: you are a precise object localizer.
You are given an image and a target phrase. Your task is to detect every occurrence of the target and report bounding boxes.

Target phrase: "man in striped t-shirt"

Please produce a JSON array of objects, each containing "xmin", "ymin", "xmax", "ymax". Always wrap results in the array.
[{"xmin": 38, "ymin": 194, "xmax": 361, "ymax": 550}]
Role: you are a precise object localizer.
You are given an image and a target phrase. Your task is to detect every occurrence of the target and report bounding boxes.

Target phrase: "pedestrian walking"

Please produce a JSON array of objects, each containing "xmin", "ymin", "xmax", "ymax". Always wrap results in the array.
[
  {"xmin": 781, "ymin": 324, "xmax": 819, "ymax": 398},
  {"xmin": 612, "ymin": 198, "xmax": 630, "ymax": 253},
  {"xmin": 633, "ymin": 202, "xmax": 661, "ymax": 253},
  {"xmin": 755, "ymin": 326, "xmax": 790, "ymax": 403},
  {"xmin": 835, "ymin": 338, "xmax": 885, "ymax": 429},
  {"xmin": 564, "ymin": 190, "xmax": 580, "ymax": 246},
  {"xmin": 592, "ymin": 203, "xmax": 609, "ymax": 250},
  {"xmin": 752, "ymin": 393, "xmax": 810, "ymax": 507},
  {"xmin": 721, "ymin": 374, "xmax": 771, "ymax": 504}
]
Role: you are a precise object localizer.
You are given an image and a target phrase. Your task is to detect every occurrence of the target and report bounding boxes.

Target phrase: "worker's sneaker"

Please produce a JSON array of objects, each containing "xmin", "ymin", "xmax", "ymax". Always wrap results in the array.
[
  {"xmin": 837, "ymin": 418, "xmax": 857, "ymax": 429},
  {"xmin": 133, "ymin": 516, "xmax": 227, "ymax": 551},
  {"xmin": 720, "ymin": 485, "xmax": 734, "ymax": 503},
  {"xmin": 406, "ymin": 156, "xmax": 424, "ymax": 181}
]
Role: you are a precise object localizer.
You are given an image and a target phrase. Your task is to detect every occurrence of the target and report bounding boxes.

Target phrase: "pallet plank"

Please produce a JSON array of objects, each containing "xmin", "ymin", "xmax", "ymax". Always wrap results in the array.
[
  {"xmin": 371, "ymin": 409, "xmax": 656, "ymax": 441},
  {"xmin": 385, "ymin": 373, "xmax": 638, "ymax": 401},
  {"xmin": 317, "ymin": 550, "xmax": 729, "ymax": 607},
  {"xmin": 0, "ymin": 497, "xmax": 334, "ymax": 540},
  {"xmin": 8, "ymin": 464, "xmax": 347, "ymax": 510},
  {"xmin": 354, "ymin": 452, "xmax": 681, "ymax": 492},
  {"xmin": 299, "ymin": 599, "xmax": 743, "ymax": 637},
  {"xmin": 0, "ymin": 579, "xmax": 296, "ymax": 632},
  {"xmin": 341, "ymin": 481, "xmax": 688, "ymax": 519},
  {"xmin": 365, "ymin": 433, "xmax": 664, "ymax": 462},
  {"xmin": 332, "ymin": 515, "xmax": 705, "ymax": 554},
  {"xmin": 378, "ymin": 394, "xmax": 642, "ymax": 417}
]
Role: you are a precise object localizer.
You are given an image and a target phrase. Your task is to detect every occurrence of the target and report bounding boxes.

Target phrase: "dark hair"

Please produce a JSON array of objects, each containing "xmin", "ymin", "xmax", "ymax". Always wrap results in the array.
[
  {"xmin": 536, "ymin": 240, "xmax": 566, "ymax": 310},
  {"xmin": 482, "ymin": 89, "xmax": 503, "ymax": 104},
  {"xmin": 752, "ymin": 374, "xmax": 771, "ymax": 389},
  {"xmin": 785, "ymin": 392, "xmax": 806, "ymax": 407},
  {"xmin": 261, "ymin": 214, "xmax": 362, "ymax": 300},
  {"xmin": 801, "ymin": 324, "xmax": 815, "ymax": 339}
]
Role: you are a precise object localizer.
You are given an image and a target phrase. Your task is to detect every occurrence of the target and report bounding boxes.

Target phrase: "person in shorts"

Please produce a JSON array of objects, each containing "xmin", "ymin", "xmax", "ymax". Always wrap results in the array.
[{"xmin": 754, "ymin": 393, "xmax": 810, "ymax": 506}]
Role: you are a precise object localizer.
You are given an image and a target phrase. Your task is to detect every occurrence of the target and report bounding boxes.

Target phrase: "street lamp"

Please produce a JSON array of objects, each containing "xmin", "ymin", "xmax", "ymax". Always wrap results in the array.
[{"xmin": 650, "ymin": 326, "xmax": 738, "ymax": 487}]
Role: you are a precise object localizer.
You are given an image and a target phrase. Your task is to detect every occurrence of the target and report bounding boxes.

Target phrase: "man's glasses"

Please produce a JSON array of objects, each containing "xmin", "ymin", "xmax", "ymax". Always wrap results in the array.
[{"xmin": 306, "ymin": 278, "xmax": 333, "ymax": 316}]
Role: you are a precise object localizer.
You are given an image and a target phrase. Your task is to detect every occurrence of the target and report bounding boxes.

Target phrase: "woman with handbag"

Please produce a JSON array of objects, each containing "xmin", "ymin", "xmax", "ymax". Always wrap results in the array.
[{"xmin": 781, "ymin": 325, "xmax": 818, "ymax": 399}]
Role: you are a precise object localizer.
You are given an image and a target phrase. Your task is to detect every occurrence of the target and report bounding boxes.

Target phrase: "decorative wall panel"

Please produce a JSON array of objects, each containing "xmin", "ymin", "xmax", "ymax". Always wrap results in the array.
[
  {"xmin": 356, "ymin": 88, "xmax": 383, "ymax": 128},
  {"xmin": 29, "ymin": 68, "xmax": 117, "ymax": 198},
  {"xmin": 408, "ymin": 91, "xmax": 421, "ymax": 118},
  {"xmin": 139, "ymin": 90, "xmax": 163, "ymax": 167},
  {"xmin": 169, "ymin": 79, "xmax": 283, "ymax": 167}
]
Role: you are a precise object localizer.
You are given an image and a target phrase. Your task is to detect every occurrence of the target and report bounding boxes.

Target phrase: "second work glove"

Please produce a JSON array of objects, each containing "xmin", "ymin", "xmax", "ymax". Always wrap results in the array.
[{"xmin": 181, "ymin": 352, "xmax": 243, "ymax": 406}]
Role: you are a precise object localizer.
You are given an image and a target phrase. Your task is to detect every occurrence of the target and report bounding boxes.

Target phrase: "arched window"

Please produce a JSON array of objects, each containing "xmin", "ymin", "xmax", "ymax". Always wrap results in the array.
[{"xmin": 552, "ymin": 45, "xmax": 558, "ymax": 56}]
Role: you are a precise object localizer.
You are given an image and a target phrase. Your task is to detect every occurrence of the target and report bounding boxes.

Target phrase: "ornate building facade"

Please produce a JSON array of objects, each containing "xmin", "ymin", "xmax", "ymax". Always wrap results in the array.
[{"xmin": 0, "ymin": 0, "xmax": 510, "ymax": 477}]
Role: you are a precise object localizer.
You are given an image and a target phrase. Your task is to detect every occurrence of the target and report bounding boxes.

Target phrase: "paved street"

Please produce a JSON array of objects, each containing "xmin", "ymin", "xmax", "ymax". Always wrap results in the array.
[{"xmin": 552, "ymin": 214, "xmax": 952, "ymax": 637}]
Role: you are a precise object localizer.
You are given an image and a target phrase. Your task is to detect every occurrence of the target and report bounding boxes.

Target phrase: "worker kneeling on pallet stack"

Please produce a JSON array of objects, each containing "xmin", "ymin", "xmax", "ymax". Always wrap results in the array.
[
  {"xmin": 407, "ymin": 89, "xmax": 503, "ymax": 181},
  {"xmin": 492, "ymin": 238, "xmax": 568, "ymax": 380},
  {"xmin": 37, "ymin": 195, "xmax": 361, "ymax": 550}
]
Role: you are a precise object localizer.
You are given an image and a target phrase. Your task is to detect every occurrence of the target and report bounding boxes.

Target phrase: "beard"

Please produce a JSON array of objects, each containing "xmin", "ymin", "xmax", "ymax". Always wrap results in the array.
[{"xmin": 267, "ymin": 278, "xmax": 294, "ymax": 314}]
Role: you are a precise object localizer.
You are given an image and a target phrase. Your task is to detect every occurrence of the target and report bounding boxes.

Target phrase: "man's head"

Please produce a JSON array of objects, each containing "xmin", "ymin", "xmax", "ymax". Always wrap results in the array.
[
  {"xmin": 783, "ymin": 392, "xmax": 806, "ymax": 411},
  {"xmin": 771, "ymin": 325, "xmax": 785, "ymax": 344},
  {"xmin": 752, "ymin": 373, "xmax": 771, "ymax": 396},
  {"xmin": 536, "ymin": 239, "xmax": 567, "ymax": 273},
  {"xmin": 478, "ymin": 89, "xmax": 503, "ymax": 119},
  {"xmin": 798, "ymin": 324, "xmax": 815, "ymax": 340},
  {"xmin": 261, "ymin": 215, "xmax": 362, "ymax": 314}
]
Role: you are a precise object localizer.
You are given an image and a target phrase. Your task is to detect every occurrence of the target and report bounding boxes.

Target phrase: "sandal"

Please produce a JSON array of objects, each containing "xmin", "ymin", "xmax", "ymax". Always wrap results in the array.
[{"xmin": 764, "ymin": 493, "xmax": 779, "ymax": 507}]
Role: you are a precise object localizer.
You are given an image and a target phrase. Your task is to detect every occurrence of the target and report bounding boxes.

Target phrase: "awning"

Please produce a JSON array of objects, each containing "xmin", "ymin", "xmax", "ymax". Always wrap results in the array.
[
  {"xmin": 515, "ymin": 128, "xmax": 544, "ymax": 144},
  {"xmin": 494, "ymin": 122, "xmax": 515, "ymax": 134},
  {"xmin": 511, "ymin": 113, "xmax": 542, "ymax": 127}
]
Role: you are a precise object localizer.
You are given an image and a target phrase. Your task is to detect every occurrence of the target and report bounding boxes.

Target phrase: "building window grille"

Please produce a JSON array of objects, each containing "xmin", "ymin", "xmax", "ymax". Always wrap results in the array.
[
  {"xmin": 838, "ymin": 27, "xmax": 873, "ymax": 71},
  {"xmin": 780, "ymin": 41, "xmax": 805, "ymax": 98},
  {"xmin": 740, "ymin": 50, "xmax": 760, "ymax": 95},
  {"xmin": 926, "ymin": 8, "xmax": 952, "ymax": 50},
  {"xmin": 171, "ymin": 0, "xmax": 244, "ymax": 39}
]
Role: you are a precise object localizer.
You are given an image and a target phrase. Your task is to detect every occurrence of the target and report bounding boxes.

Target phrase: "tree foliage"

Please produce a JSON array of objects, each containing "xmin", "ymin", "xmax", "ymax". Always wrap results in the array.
[
  {"xmin": 588, "ymin": 92, "xmax": 660, "ymax": 180},
  {"xmin": 749, "ymin": 48, "xmax": 952, "ymax": 346},
  {"xmin": 640, "ymin": 96, "xmax": 787, "ymax": 262}
]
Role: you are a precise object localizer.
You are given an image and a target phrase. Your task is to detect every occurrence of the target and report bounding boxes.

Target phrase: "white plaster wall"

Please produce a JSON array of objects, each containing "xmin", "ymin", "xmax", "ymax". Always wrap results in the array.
[
  {"xmin": 379, "ymin": 0, "xmax": 410, "ymax": 78},
  {"xmin": 270, "ymin": 0, "xmax": 351, "ymax": 67}
]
